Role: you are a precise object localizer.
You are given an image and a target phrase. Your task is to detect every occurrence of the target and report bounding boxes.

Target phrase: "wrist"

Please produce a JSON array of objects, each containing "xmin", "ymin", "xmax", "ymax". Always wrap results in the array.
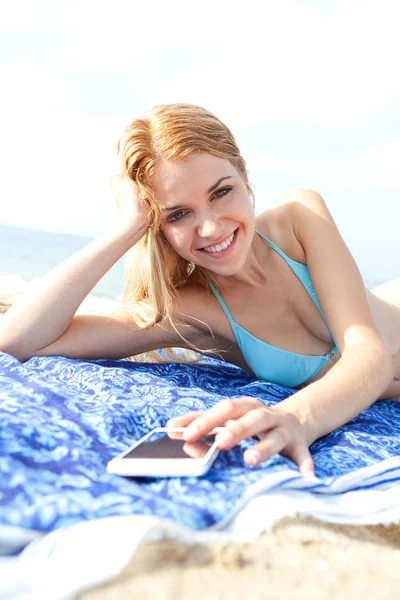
[
  {"xmin": 273, "ymin": 393, "xmax": 320, "ymax": 446},
  {"xmin": 113, "ymin": 214, "xmax": 149, "ymax": 243}
]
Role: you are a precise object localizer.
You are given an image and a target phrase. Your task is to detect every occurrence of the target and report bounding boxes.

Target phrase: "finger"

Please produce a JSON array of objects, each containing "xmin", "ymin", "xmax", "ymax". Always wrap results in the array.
[
  {"xmin": 182, "ymin": 441, "xmax": 210, "ymax": 458},
  {"xmin": 183, "ymin": 398, "xmax": 259, "ymax": 442},
  {"xmin": 289, "ymin": 444, "xmax": 315, "ymax": 477},
  {"xmin": 216, "ymin": 407, "xmax": 277, "ymax": 450},
  {"xmin": 243, "ymin": 426, "xmax": 289, "ymax": 465},
  {"xmin": 166, "ymin": 429, "xmax": 185, "ymax": 440},
  {"xmin": 166, "ymin": 412, "xmax": 204, "ymax": 439},
  {"xmin": 167, "ymin": 411, "xmax": 204, "ymax": 428}
]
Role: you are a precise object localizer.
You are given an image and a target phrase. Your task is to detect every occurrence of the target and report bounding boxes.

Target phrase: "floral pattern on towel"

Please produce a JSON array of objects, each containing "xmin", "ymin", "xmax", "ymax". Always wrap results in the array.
[{"xmin": 0, "ymin": 352, "xmax": 399, "ymax": 533}]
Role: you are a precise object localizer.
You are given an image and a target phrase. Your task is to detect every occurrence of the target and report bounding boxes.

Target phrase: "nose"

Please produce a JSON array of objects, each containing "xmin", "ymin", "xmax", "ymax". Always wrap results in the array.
[{"xmin": 196, "ymin": 209, "xmax": 224, "ymax": 240}]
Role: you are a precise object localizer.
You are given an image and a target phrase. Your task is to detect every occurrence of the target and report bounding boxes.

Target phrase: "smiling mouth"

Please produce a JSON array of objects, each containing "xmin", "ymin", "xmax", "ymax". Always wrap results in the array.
[{"xmin": 200, "ymin": 229, "xmax": 238, "ymax": 254}]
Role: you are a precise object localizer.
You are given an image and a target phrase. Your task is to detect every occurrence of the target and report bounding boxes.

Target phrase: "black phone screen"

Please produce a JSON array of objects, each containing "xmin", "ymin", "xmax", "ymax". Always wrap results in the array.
[{"xmin": 122, "ymin": 431, "xmax": 217, "ymax": 460}]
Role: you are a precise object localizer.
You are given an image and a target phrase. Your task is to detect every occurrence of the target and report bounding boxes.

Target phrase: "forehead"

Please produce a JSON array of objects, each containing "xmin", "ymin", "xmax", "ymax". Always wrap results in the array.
[{"xmin": 152, "ymin": 153, "xmax": 236, "ymax": 205}]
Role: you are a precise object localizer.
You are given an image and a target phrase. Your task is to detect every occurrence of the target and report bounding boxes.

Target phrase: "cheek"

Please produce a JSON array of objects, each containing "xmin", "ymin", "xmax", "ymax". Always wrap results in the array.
[{"xmin": 163, "ymin": 227, "xmax": 188, "ymax": 251}]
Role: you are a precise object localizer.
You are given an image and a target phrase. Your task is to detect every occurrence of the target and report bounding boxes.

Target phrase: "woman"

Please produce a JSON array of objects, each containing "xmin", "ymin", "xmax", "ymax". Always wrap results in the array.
[{"xmin": 0, "ymin": 104, "xmax": 399, "ymax": 476}]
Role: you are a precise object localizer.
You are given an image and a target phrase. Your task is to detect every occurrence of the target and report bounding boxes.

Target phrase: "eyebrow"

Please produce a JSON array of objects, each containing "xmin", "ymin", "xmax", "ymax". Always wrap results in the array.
[
  {"xmin": 207, "ymin": 175, "xmax": 233, "ymax": 194},
  {"xmin": 161, "ymin": 176, "xmax": 233, "ymax": 212}
]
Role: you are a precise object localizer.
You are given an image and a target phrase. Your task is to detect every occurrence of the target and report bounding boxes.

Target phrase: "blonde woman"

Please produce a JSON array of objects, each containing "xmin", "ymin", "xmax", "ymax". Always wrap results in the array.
[{"xmin": 1, "ymin": 104, "xmax": 399, "ymax": 476}]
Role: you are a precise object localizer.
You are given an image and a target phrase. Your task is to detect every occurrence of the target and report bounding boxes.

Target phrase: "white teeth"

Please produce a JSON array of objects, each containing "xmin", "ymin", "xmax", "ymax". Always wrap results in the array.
[{"xmin": 203, "ymin": 232, "xmax": 235, "ymax": 253}]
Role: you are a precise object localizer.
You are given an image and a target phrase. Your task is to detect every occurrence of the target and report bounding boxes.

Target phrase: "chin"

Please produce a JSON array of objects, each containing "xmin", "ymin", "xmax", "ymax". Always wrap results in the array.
[{"xmin": 208, "ymin": 261, "xmax": 245, "ymax": 277}]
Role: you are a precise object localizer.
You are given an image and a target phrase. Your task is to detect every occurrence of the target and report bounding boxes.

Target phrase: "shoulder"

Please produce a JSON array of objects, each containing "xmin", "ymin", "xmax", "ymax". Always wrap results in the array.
[
  {"xmin": 255, "ymin": 189, "xmax": 330, "ymax": 261},
  {"xmin": 257, "ymin": 189, "xmax": 329, "ymax": 224},
  {"xmin": 256, "ymin": 189, "xmax": 335, "ymax": 256}
]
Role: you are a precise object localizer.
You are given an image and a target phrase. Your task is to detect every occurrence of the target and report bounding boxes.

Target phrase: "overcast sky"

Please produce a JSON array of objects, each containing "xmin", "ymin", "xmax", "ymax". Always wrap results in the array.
[{"xmin": 0, "ymin": 0, "xmax": 399, "ymax": 280}]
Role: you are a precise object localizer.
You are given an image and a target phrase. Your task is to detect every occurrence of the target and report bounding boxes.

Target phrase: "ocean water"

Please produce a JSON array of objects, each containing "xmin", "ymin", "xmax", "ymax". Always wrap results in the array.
[
  {"xmin": 0, "ymin": 223, "xmax": 388, "ymax": 311},
  {"xmin": 0, "ymin": 224, "xmax": 124, "ymax": 310}
]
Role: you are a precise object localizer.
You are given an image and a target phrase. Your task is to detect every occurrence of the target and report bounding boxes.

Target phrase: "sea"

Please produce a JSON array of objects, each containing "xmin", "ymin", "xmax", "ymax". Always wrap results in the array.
[
  {"xmin": 0, "ymin": 223, "xmax": 389, "ymax": 311},
  {"xmin": 0, "ymin": 224, "xmax": 125, "ymax": 311}
]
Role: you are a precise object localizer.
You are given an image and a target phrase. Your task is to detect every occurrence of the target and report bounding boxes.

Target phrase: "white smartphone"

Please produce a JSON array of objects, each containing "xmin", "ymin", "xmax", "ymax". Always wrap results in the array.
[{"xmin": 107, "ymin": 427, "xmax": 222, "ymax": 478}]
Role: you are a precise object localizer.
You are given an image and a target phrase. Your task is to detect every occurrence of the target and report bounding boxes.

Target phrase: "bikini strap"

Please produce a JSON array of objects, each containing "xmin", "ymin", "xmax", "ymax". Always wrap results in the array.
[
  {"xmin": 206, "ymin": 278, "xmax": 237, "ymax": 329},
  {"xmin": 255, "ymin": 229, "xmax": 292, "ymax": 263}
]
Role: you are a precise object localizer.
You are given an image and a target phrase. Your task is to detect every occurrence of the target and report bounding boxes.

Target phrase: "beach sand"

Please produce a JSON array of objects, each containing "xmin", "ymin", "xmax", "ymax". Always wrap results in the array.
[
  {"xmin": 1, "ymin": 296, "xmax": 400, "ymax": 599},
  {"xmin": 0, "ymin": 294, "xmax": 14, "ymax": 315},
  {"xmin": 79, "ymin": 517, "xmax": 400, "ymax": 599}
]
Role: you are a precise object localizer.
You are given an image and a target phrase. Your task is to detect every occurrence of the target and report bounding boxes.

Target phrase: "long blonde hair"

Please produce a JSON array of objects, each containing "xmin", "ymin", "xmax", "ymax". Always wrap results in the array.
[{"xmin": 118, "ymin": 104, "xmax": 252, "ymax": 351}]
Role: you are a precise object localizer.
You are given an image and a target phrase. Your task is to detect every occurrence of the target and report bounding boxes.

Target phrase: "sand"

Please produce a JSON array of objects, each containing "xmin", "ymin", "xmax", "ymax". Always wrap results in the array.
[
  {"xmin": 79, "ymin": 517, "xmax": 400, "ymax": 599},
  {"xmin": 0, "ymin": 294, "xmax": 14, "ymax": 315}
]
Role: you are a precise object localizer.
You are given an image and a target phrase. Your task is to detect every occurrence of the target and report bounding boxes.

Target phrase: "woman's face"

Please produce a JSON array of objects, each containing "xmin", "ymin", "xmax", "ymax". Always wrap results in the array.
[{"xmin": 153, "ymin": 153, "xmax": 256, "ymax": 276}]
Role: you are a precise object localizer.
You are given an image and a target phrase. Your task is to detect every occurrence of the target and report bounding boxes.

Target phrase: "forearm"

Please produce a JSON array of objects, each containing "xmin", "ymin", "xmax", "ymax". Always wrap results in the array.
[
  {"xmin": 275, "ymin": 342, "xmax": 393, "ymax": 445},
  {"xmin": 0, "ymin": 218, "xmax": 146, "ymax": 357}
]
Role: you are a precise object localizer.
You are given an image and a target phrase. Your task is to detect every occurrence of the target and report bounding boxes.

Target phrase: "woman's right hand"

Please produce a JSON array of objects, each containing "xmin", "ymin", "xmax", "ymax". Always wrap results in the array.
[
  {"xmin": 167, "ymin": 398, "xmax": 315, "ymax": 476},
  {"xmin": 110, "ymin": 173, "xmax": 150, "ymax": 235}
]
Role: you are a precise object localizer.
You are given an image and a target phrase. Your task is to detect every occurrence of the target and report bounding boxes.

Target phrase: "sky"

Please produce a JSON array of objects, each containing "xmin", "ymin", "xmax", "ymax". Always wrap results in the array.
[{"xmin": 0, "ymin": 0, "xmax": 399, "ymax": 281}]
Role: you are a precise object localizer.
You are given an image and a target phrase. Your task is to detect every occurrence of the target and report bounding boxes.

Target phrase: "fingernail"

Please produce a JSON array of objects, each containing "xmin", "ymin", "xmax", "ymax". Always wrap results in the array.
[
  {"xmin": 303, "ymin": 470, "xmax": 315, "ymax": 478},
  {"xmin": 245, "ymin": 450, "xmax": 261, "ymax": 465},
  {"xmin": 217, "ymin": 431, "xmax": 233, "ymax": 447},
  {"xmin": 183, "ymin": 426, "xmax": 197, "ymax": 441}
]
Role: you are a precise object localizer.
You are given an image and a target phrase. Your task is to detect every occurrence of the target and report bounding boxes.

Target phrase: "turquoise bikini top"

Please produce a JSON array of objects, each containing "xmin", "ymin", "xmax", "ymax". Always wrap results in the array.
[{"xmin": 207, "ymin": 230, "xmax": 338, "ymax": 388}]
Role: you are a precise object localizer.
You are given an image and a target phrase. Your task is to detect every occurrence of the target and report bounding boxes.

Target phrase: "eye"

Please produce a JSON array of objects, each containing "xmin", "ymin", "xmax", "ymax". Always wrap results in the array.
[
  {"xmin": 212, "ymin": 186, "xmax": 232, "ymax": 199},
  {"xmin": 166, "ymin": 210, "xmax": 187, "ymax": 223}
]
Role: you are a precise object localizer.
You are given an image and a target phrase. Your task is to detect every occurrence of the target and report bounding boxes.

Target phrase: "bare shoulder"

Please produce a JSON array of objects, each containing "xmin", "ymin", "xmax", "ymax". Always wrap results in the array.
[
  {"xmin": 257, "ymin": 188, "xmax": 329, "ymax": 227},
  {"xmin": 278, "ymin": 188, "xmax": 326, "ymax": 207},
  {"xmin": 255, "ymin": 188, "xmax": 329, "ymax": 262}
]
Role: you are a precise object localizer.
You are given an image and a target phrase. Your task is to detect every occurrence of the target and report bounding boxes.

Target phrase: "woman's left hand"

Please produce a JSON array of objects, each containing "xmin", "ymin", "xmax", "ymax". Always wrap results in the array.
[{"xmin": 167, "ymin": 397, "xmax": 315, "ymax": 476}]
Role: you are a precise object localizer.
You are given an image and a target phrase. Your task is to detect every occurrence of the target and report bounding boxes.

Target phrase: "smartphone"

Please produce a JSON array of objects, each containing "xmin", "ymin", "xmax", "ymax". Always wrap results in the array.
[{"xmin": 107, "ymin": 427, "xmax": 222, "ymax": 478}]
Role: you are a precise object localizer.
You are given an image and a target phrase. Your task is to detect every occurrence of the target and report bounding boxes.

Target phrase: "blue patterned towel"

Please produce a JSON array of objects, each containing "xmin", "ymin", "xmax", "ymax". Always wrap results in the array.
[{"xmin": 0, "ymin": 352, "xmax": 399, "ymax": 541}]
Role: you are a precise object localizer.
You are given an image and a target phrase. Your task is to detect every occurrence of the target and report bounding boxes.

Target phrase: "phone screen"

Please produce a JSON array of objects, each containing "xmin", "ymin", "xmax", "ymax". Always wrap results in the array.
[{"xmin": 122, "ymin": 431, "xmax": 217, "ymax": 460}]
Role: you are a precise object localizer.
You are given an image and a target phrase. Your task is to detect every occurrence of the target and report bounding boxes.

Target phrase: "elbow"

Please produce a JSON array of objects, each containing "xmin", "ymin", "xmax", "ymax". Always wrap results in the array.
[
  {"xmin": 0, "ymin": 333, "xmax": 12, "ymax": 356},
  {"xmin": 0, "ymin": 347, "xmax": 25, "ymax": 363},
  {"xmin": 343, "ymin": 338, "xmax": 394, "ymax": 393},
  {"xmin": 0, "ymin": 336, "xmax": 27, "ymax": 363},
  {"xmin": 0, "ymin": 317, "xmax": 32, "ymax": 362}
]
